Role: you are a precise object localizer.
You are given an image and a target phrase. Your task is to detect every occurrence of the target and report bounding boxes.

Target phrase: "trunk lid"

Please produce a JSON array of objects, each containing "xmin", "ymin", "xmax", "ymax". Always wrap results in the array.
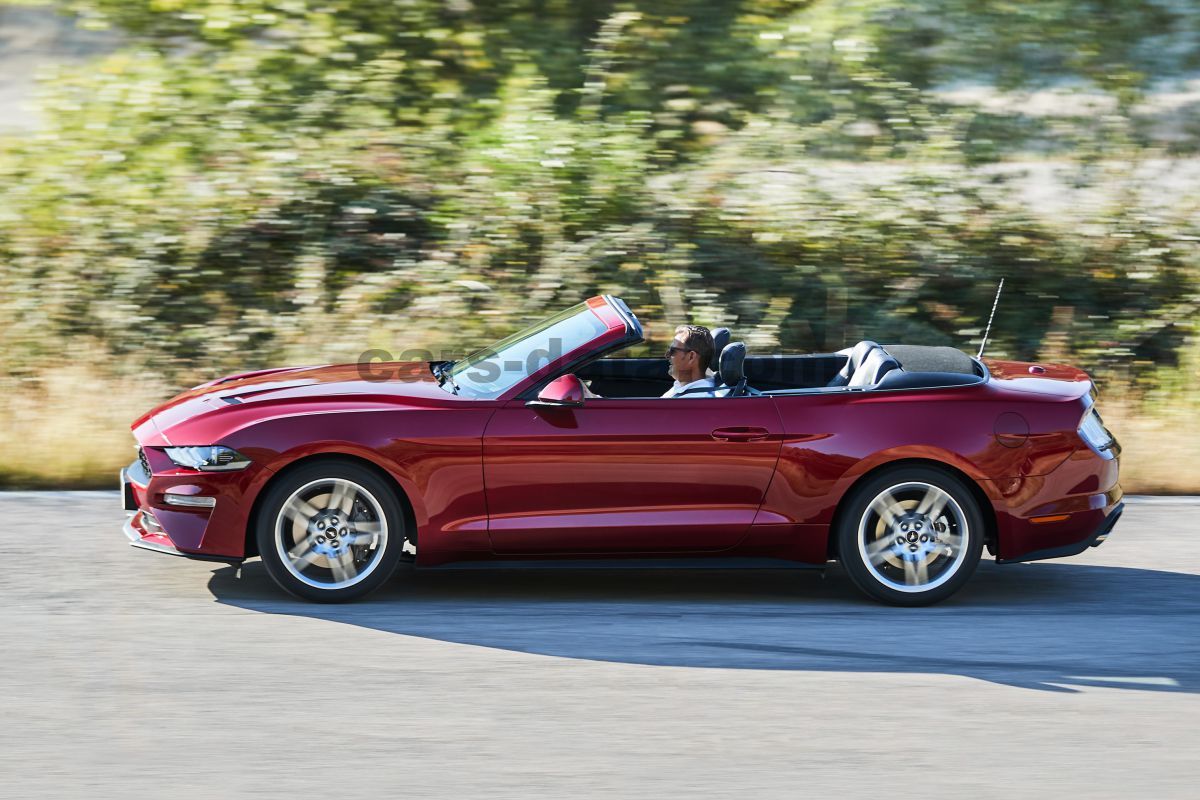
[{"xmin": 983, "ymin": 359, "xmax": 1094, "ymax": 401}]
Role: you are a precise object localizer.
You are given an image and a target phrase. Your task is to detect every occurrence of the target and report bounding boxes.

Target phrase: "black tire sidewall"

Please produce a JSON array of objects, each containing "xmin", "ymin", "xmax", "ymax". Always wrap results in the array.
[
  {"xmin": 837, "ymin": 465, "xmax": 984, "ymax": 606},
  {"xmin": 255, "ymin": 460, "xmax": 406, "ymax": 603}
]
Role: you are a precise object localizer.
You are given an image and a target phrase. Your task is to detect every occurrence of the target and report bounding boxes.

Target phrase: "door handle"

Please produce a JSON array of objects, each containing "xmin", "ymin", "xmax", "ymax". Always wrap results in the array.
[{"xmin": 711, "ymin": 426, "xmax": 771, "ymax": 442}]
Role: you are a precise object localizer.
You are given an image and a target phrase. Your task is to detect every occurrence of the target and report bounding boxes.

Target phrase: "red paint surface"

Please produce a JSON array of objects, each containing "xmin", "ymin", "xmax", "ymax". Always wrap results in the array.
[{"xmin": 482, "ymin": 397, "xmax": 783, "ymax": 554}]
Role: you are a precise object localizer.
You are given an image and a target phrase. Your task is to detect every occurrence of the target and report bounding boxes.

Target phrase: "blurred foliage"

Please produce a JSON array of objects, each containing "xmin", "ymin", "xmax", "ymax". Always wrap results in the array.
[{"xmin": 0, "ymin": 0, "xmax": 1198, "ymax": 394}]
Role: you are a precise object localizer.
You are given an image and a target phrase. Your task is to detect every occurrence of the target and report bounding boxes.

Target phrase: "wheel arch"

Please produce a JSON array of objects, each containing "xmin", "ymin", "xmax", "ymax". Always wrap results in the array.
[
  {"xmin": 826, "ymin": 457, "xmax": 998, "ymax": 560},
  {"xmin": 243, "ymin": 452, "xmax": 419, "ymax": 559}
]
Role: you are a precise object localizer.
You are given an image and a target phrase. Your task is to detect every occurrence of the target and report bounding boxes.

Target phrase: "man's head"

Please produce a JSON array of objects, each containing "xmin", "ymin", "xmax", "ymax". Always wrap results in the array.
[{"xmin": 666, "ymin": 324, "xmax": 714, "ymax": 384}]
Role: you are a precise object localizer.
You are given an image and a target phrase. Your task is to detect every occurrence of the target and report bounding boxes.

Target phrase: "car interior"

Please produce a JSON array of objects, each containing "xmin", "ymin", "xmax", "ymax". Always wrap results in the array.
[{"xmin": 575, "ymin": 331, "xmax": 987, "ymax": 399}]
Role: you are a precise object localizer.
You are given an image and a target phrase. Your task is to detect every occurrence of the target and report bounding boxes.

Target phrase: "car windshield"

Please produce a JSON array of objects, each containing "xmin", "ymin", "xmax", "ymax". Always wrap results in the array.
[{"xmin": 445, "ymin": 302, "xmax": 608, "ymax": 399}]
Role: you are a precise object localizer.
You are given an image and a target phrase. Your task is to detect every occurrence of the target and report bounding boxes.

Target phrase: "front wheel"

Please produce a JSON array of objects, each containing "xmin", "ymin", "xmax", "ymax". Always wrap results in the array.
[
  {"xmin": 836, "ymin": 466, "xmax": 984, "ymax": 606},
  {"xmin": 255, "ymin": 460, "xmax": 407, "ymax": 602}
]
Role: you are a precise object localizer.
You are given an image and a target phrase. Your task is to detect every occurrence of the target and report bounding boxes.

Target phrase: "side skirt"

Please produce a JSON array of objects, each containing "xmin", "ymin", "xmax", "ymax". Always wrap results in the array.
[{"xmin": 418, "ymin": 557, "xmax": 828, "ymax": 571}]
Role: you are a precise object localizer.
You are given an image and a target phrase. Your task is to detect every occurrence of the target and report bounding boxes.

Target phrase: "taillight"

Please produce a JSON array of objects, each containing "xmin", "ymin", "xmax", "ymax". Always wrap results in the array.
[{"xmin": 1078, "ymin": 407, "xmax": 1116, "ymax": 456}]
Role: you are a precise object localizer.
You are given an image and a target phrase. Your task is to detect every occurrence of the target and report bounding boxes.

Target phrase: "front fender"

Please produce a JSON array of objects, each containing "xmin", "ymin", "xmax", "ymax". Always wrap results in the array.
[{"xmin": 220, "ymin": 407, "xmax": 495, "ymax": 559}]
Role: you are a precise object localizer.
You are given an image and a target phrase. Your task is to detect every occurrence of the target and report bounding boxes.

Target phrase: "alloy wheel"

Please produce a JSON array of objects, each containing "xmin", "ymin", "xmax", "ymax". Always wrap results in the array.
[
  {"xmin": 856, "ymin": 480, "xmax": 970, "ymax": 594},
  {"xmin": 274, "ymin": 477, "xmax": 389, "ymax": 590}
]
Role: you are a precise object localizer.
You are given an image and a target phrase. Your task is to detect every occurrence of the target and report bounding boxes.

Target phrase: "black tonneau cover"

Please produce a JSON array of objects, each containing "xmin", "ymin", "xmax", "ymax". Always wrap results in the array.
[{"xmin": 882, "ymin": 345, "xmax": 977, "ymax": 375}]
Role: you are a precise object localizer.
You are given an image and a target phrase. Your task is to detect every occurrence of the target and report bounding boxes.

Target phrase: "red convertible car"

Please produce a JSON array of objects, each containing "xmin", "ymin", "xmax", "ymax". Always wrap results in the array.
[{"xmin": 122, "ymin": 295, "xmax": 1123, "ymax": 605}]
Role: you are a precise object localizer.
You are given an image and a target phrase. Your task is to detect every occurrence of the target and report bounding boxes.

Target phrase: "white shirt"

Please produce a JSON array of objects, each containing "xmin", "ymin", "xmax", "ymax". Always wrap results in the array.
[{"xmin": 662, "ymin": 376, "xmax": 717, "ymax": 398}]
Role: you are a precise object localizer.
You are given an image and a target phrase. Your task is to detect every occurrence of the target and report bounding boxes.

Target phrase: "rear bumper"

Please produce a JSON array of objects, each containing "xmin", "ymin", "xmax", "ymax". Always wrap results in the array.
[
  {"xmin": 997, "ymin": 501, "xmax": 1124, "ymax": 564},
  {"xmin": 988, "ymin": 430, "xmax": 1124, "ymax": 561}
]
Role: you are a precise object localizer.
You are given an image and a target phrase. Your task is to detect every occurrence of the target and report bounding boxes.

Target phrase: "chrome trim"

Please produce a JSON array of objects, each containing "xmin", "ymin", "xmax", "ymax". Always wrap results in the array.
[
  {"xmin": 163, "ymin": 493, "xmax": 217, "ymax": 508},
  {"xmin": 122, "ymin": 515, "xmax": 141, "ymax": 544},
  {"xmin": 123, "ymin": 514, "xmax": 177, "ymax": 555},
  {"xmin": 126, "ymin": 456, "xmax": 149, "ymax": 487},
  {"xmin": 525, "ymin": 398, "xmax": 584, "ymax": 409},
  {"xmin": 140, "ymin": 509, "xmax": 166, "ymax": 534},
  {"xmin": 122, "ymin": 514, "xmax": 240, "ymax": 563},
  {"xmin": 131, "ymin": 537, "xmax": 190, "ymax": 557},
  {"xmin": 602, "ymin": 294, "xmax": 644, "ymax": 341}
]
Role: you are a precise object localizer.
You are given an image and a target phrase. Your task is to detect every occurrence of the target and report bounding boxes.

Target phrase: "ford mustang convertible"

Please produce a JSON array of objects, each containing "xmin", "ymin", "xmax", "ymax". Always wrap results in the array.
[{"xmin": 122, "ymin": 295, "xmax": 1123, "ymax": 605}]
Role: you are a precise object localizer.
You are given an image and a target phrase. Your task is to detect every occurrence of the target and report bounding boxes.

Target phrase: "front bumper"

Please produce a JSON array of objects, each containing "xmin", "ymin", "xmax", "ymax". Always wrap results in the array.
[
  {"xmin": 121, "ymin": 458, "xmax": 244, "ymax": 563},
  {"xmin": 122, "ymin": 510, "xmax": 238, "ymax": 563}
]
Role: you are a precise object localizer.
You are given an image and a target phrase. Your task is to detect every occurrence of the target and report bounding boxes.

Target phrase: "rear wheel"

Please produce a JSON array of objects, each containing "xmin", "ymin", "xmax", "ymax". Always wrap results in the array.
[
  {"xmin": 256, "ymin": 460, "xmax": 406, "ymax": 602},
  {"xmin": 836, "ymin": 466, "xmax": 984, "ymax": 606}
]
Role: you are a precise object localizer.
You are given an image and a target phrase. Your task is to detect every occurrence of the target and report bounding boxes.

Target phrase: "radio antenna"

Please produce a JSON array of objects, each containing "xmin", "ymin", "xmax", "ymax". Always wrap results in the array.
[{"xmin": 977, "ymin": 278, "xmax": 1004, "ymax": 359}]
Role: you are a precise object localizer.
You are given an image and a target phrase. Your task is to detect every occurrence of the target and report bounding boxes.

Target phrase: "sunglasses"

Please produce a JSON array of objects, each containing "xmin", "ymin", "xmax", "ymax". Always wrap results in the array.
[{"xmin": 664, "ymin": 346, "xmax": 695, "ymax": 358}]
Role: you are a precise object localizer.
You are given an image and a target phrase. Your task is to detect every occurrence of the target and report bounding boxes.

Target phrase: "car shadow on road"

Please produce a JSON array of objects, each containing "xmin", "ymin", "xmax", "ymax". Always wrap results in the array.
[{"xmin": 207, "ymin": 559, "xmax": 1200, "ymax": 694}]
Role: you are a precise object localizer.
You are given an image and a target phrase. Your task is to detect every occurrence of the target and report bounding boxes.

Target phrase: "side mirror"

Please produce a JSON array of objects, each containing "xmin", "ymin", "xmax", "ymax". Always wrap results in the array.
[{"xmin": 526, "ymin": 374, "xmax": 585, "ymax": 408}]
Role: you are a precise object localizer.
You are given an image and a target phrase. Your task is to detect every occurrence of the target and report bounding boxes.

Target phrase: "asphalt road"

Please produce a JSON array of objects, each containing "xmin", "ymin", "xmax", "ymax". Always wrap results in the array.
[{"xmin": 1, "ymin": 493, "xmax": 1197, "ymax": 799}]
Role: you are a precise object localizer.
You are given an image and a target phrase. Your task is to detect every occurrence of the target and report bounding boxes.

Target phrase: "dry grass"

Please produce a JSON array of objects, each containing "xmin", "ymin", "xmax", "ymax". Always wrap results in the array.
[
  {"xmin": 0, "ymin": 362, "xmax": 173, "ymax": 489},
  {"xmin": 0, "ymin": 363, "xmax": 1196, "ymax": 493},
  {"xmin": 1102, "ymin": 402, "xmax": 1200, "ymax": 495}
]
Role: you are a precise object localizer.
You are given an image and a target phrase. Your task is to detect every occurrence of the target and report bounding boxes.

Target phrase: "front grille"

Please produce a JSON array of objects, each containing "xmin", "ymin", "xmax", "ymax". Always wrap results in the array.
[{"xmin": 138, "ymin": 447, "xmax": 152, "ymax": 477}]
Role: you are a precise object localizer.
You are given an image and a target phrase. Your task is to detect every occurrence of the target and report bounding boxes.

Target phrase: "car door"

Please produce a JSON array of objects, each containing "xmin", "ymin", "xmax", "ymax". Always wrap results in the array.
[{"xmin": 482, "ymin": 394, "xmax": 784, "ymax": 554}]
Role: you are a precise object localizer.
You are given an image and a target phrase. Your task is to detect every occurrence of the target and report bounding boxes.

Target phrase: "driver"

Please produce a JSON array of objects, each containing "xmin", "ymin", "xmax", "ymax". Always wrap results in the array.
[
  {"xmin": 661, "ymin": 324, "xmax": 717, "ymax": 397},
  {"xmin": 581, "ymin": 324, "xmax": 718, "ymax": 399}
]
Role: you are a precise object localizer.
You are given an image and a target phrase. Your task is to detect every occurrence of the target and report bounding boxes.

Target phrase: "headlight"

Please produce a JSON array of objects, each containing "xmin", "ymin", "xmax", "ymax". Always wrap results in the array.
[
  {"xmin": 163, "ymin": 446, "xmax": 251, "ymax": 471},
  {"xmin": 1078, "ymin": 408, "xmax": 1116, "ymax": 455}
]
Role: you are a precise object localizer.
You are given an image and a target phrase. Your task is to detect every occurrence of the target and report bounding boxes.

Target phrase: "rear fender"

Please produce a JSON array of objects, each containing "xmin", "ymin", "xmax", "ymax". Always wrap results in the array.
[{"xmin": 830, "ymin": 446, "xmax": 1004, "ymax": 514}]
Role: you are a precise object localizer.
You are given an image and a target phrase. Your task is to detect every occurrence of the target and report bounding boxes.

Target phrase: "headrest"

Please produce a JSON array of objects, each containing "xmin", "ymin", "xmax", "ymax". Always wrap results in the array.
[
  {"xmin": 829, "ymin": 339, "xmax": 880, "ymax": 387},
  {"xmin": 849, "ymin": 347, "xmax": 900, "ymax": 388},
  {"xmin": 710, "ymin": 328, "xmax": 731, "ymax": 373},
  {"xmin": 719, "ymin": 342, "xmax": 746, "ymax": 385}
]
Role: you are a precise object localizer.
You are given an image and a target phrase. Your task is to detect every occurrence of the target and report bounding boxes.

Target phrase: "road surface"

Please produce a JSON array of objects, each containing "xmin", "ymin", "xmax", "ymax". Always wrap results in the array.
[{"xmin": 0, "ymin": 493, "xmax": 1197, "ymax": 798}]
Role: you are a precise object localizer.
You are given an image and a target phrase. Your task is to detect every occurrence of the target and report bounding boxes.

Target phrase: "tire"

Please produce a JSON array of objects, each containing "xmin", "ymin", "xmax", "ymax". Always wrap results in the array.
[
  {"xmin": 836, "ymin": 465, "xmax": 984, "ymax": 606},
  {"xmin": 255, "ymin": 459, "xmax": 407, "ymax": 602}
]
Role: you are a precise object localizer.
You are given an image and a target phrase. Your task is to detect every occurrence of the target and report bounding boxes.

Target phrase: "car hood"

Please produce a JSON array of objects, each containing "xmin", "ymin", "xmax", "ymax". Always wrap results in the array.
[{"xmin": 131, "ymin": 362, "xmax": 456, "ymax": 446}]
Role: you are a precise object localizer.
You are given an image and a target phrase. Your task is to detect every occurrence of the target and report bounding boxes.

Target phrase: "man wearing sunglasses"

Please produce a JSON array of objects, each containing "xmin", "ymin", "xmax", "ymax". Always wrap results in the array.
[
  {"xmin": 581, "ymin": 323, "xmax": 718, "ymax": 399},
  {"xmin": 661, "ymin": 324, "xmax": 717, "ymax": 398}
]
